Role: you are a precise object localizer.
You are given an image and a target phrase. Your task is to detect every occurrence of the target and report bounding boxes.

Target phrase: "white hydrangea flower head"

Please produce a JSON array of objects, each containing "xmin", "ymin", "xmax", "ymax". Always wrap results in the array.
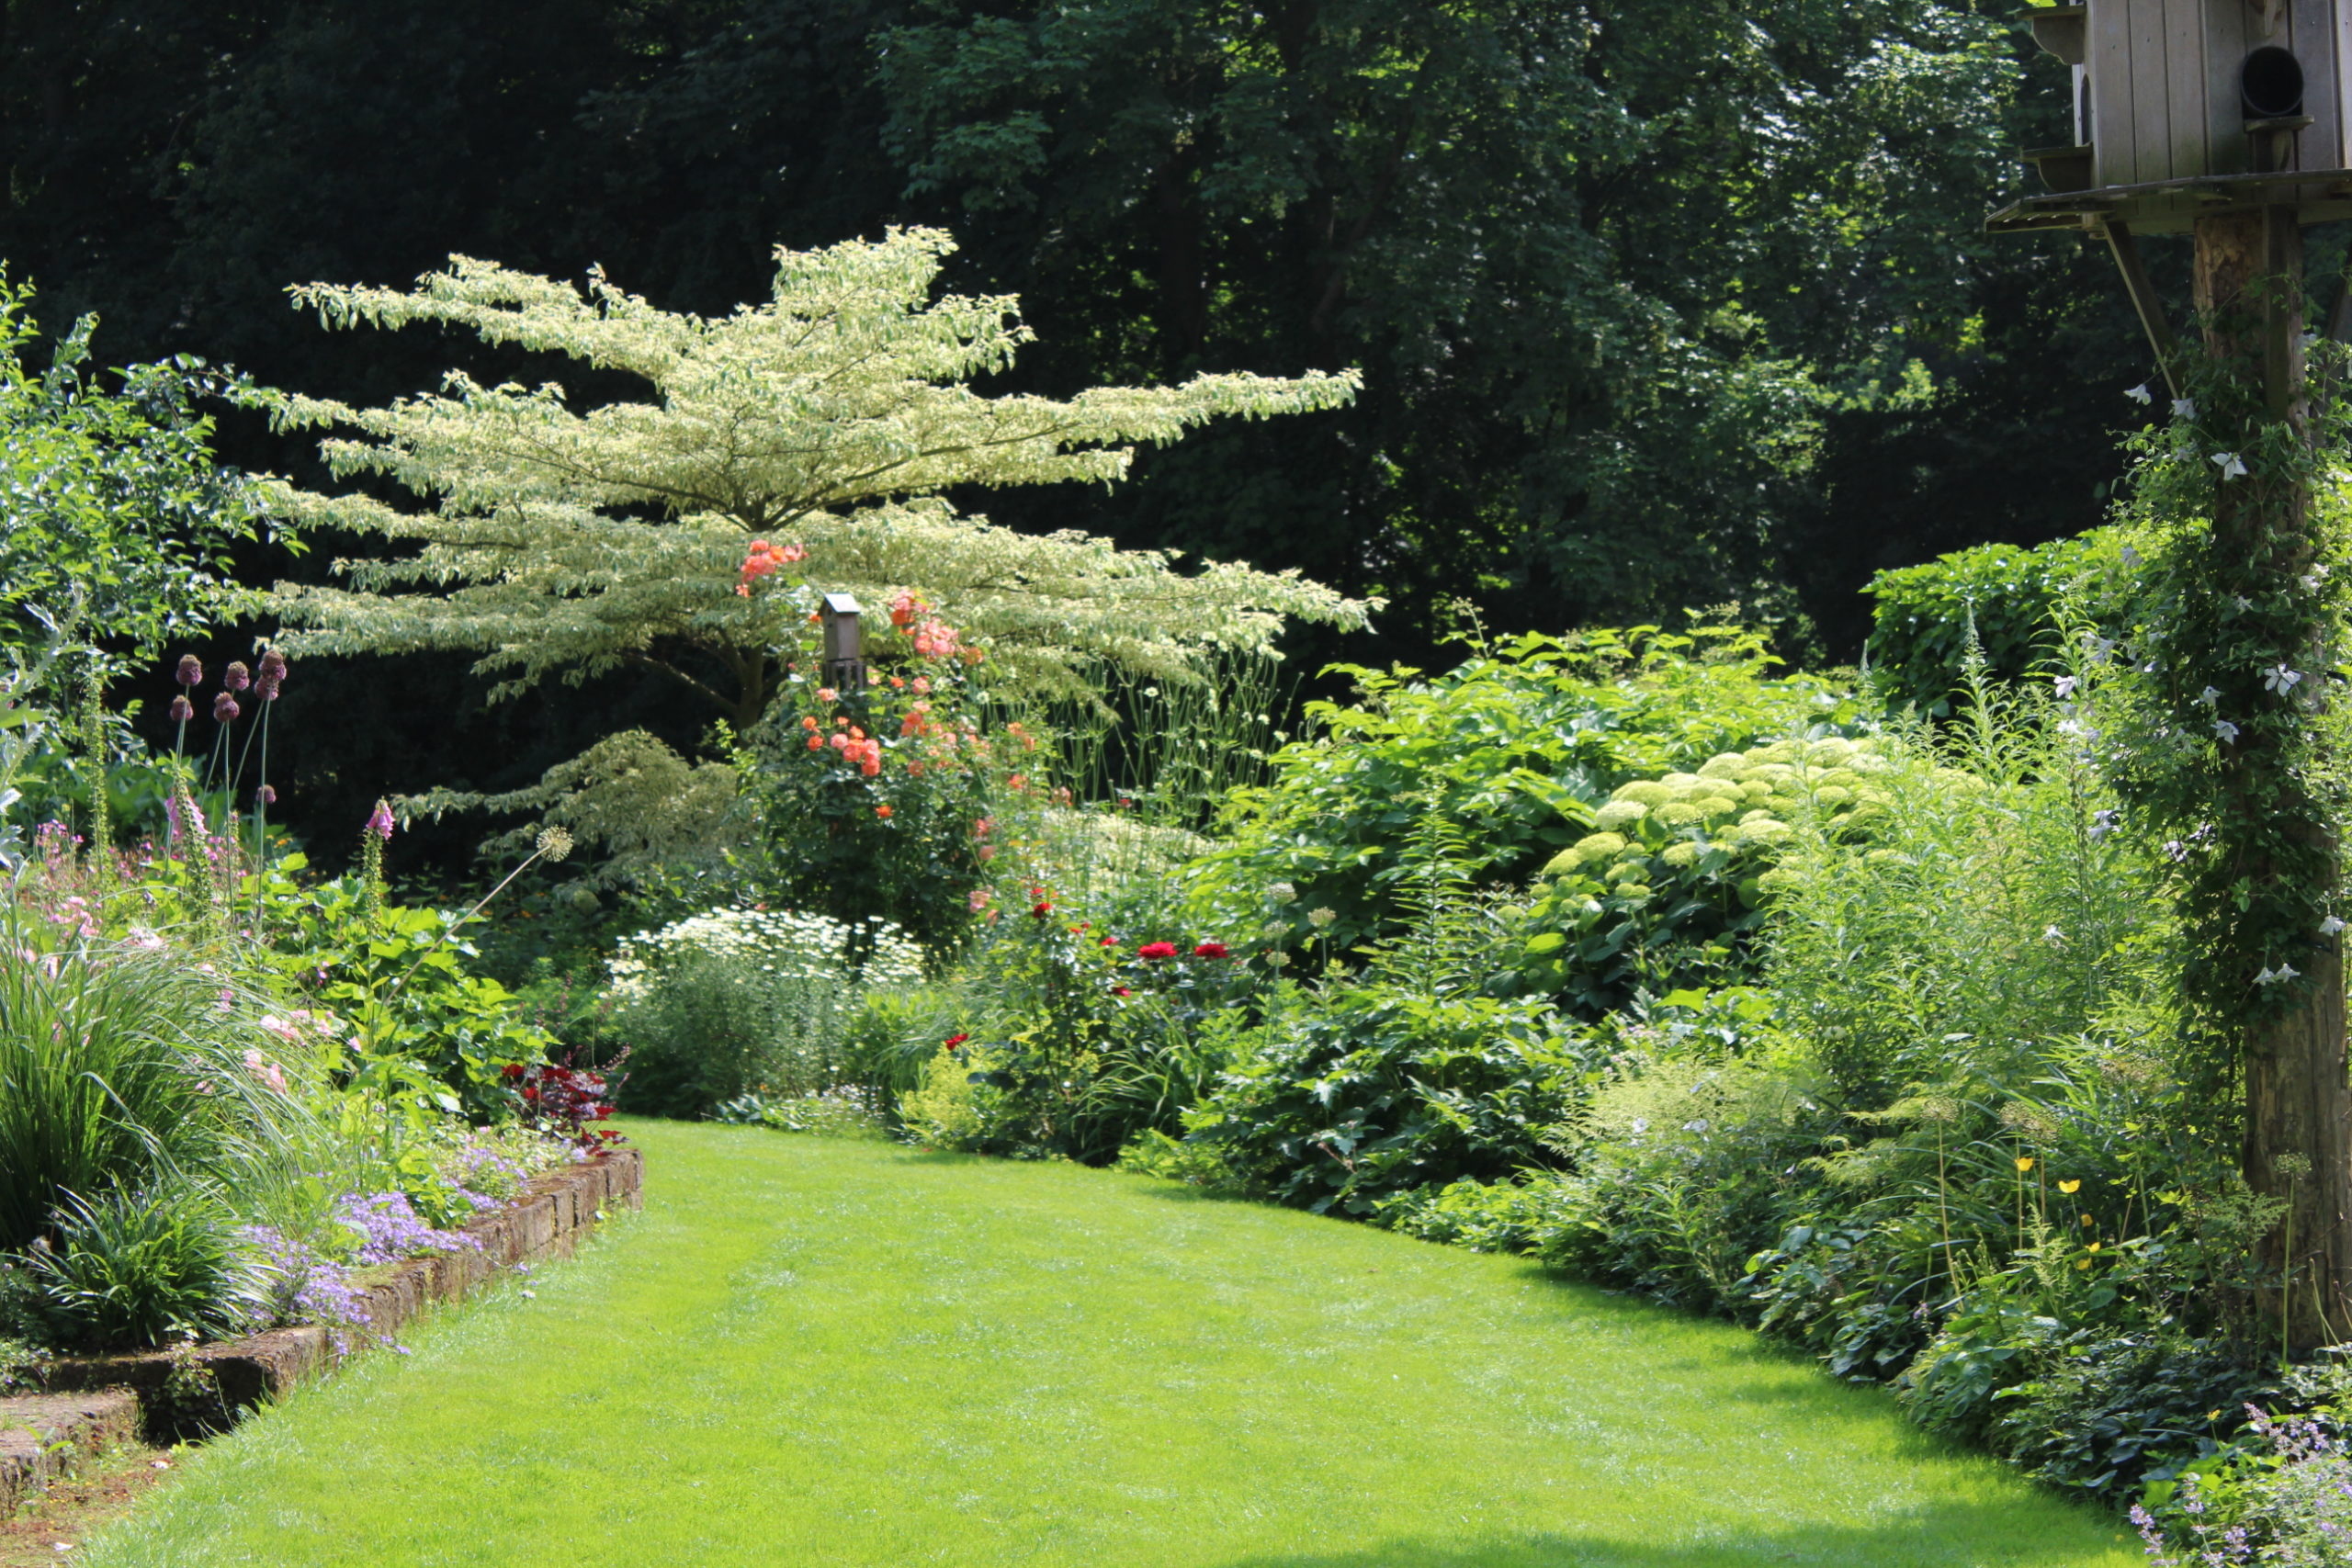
[{"xmin": 1593, "ymin": 800, "xmax": 1649, "ymax": 832}]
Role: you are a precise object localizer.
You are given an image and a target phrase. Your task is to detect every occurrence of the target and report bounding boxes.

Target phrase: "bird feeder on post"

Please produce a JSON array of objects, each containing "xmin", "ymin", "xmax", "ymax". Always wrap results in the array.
[
  {"xmin": 1991, "ymin": 0, "xmax": 2352, "ymax": 1352},
  {"xmin": 1993, "ymin": 0, "xmax": 2352, "ymax": 400},
  {"xmin": 820, "ymin": 592, "xmax": 867, "ymax": 694}
]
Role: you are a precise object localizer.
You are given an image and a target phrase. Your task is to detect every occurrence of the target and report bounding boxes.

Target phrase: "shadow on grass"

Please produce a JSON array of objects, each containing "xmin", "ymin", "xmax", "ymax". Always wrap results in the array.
[{"xmin": 1207, "ymin": 1506, "xmax": 2136, "ymax": 1568}]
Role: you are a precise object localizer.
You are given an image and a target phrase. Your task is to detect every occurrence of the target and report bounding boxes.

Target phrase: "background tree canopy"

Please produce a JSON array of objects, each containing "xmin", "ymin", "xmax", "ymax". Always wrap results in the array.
[{"xmin": 0, "ymin": 0, "xmax": 2179, "ymax": 865}]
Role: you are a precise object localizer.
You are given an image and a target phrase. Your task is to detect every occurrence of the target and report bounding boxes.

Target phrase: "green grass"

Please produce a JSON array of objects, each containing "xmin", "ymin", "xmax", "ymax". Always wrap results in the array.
[{"xmin": 86, "ymin": 1122, "xmax": 2141, "ymax": 1567}]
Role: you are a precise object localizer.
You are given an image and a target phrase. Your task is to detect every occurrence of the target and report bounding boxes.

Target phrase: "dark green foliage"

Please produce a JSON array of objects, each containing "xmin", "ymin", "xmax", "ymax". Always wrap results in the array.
[
  {"xmin": 1185, "ymin": 985, "xmax": 1594, "ymax": 1216},
  {"xmin": 876, "ymin": 0, "xmax": 2024, "ymax": 650},
  {"xmin": 1993, "ymin": 1336, "xmax": 2281, "ymax": 1505},
  {"xmin": 22, "ymin": 1184, "xmax": 270, "ymax": 1350},
  {"xmin": 1862, "ymin": 529, "xmax": 2132, "ymax": 714},
  {"xmin": 0, "ymin": 281, "xmax": 266, "ymax": 673}
]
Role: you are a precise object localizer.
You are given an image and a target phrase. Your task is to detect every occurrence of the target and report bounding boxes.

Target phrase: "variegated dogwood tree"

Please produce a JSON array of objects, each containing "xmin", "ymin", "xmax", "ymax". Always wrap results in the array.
[{"xmin": 261, "ymin": 227, "xmax": 1369, "ymax": 726}]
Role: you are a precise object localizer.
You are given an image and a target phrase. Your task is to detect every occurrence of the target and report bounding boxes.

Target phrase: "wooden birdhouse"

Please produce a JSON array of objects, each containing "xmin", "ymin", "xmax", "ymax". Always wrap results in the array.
[
  {"xmin": 1992, "ymin": 2, "xmax": 2352, "ymax": 400},
  {"xmin": 820, "ymin": 592, "xmax": 868, "ymax": 693},
  {"xmin": 1997, "ymin": 0, "xmax": 2352, "ymax": 233}
]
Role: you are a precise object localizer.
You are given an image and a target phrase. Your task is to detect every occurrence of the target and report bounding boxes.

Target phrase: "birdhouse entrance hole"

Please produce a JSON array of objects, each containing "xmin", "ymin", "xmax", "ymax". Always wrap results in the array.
[{"xmin": 2244, "ymin": 46, "xmax": 2307, "ymax": 121}]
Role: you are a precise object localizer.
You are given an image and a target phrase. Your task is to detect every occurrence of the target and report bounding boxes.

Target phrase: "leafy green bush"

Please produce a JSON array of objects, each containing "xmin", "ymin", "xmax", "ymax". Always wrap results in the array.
[
  {"xmin": 1182, "ymin": 984, "xmax": 1595, "ymax": 1216},
  {"xmin": 255, "ymin": 859, "xmax": 555, "ymax": 1122},
  {"xmin": 1178, "ymin": 626, "xmax": 1865, "ymax": 956},
  {"xmin": 1537, "ymin": 1049, "xmax": 1835, "ymax": 1313},
  {"xmin": 1861, "ymin": 527, "xmax": 2134, "ymax": 715},
  {"xmin": 1514, "ymin": 736, "xmax": 1951, "ymax": 1014},
  {"xmin": 839, "ymin": 984, "xmax": 968, "ymax": 1103},
  {"xmin": 917, "ymin": 899, "xmax": 1262, "ymax": 1164},
  {"xmin": 605, "ymin": 906, "xmax": 925, "ymax": 1119},
  {"xmin": 1992, "ymin": 1334, "xmax": 2278, "ymax": 1505},
  {"xmin": 22, "ymin": 1183, "xmax": 271, "ymax": 1350}
]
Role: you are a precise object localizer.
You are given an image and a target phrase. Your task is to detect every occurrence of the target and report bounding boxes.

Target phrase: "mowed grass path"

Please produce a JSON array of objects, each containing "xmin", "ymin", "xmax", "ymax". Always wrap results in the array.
[{"xmin": 89, "ymin": 1122, "xmax": 2138, "ymax": 1568}]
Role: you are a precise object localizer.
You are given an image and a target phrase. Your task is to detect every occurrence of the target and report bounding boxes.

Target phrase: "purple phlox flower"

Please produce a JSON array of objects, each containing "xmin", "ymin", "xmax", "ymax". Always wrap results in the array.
[{"xmin": 332, "ymin": 1191, "xmax": 483, "ymax": 1267}]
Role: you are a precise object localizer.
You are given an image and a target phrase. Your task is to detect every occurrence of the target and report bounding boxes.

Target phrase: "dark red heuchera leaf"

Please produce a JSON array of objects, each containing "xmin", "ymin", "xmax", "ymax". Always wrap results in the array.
[{"xmin": 513, "ymin": 1050, "xmax": 631, "ymax": 1150}]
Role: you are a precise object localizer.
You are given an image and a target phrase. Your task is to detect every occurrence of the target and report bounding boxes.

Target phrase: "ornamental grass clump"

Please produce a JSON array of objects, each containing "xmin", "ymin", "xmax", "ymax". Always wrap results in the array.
[{"xmin": 0, "ymin": 931, "xmax": 322, "ymax": 1252}]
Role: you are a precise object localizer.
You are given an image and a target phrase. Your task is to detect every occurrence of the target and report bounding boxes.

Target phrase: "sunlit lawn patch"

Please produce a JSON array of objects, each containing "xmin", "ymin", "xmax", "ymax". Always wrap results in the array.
[{"xmin": 85, "ymin": 1122, "xmax": 2138, "ymax": 1567}]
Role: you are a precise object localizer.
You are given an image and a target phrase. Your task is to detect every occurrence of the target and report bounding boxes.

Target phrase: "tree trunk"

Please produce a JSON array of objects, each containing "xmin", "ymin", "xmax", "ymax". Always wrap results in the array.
[{"xmin": 2196, "ymin": 207, "xmax": 2352, "ymax": 1350}]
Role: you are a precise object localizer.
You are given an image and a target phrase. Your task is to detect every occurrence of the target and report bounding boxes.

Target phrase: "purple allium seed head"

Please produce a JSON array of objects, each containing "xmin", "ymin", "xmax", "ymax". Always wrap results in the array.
[
  {"xmin": 175, "ymin": 654, "xmax": 203, "ymax": 687},
  {"xmin": 169, "ymin": 694, "xmax": 194, "ymax": 723},
  {"xmin": 367, "ymin": 799, "xmax": 395, "ymax": 841},
  {"xmin": 212, "ymin": 691, "xmax": 240, "ymax": 723},
  {"xmin": 223, "ymin": 660, "xmax": 250, "ymax": 692},
  {"xmin": 256, "ymin": 784, "xmax": 277, "ymax": 807}
]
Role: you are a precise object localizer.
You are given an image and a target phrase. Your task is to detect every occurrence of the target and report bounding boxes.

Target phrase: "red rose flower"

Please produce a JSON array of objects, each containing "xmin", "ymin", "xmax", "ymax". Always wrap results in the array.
[
  {"xmin": 1031, "ymin": 901, "xmax": 1053, "ymax": 919},
  {"xmin": 502, "ymin": 1062, "xmax": 528, "ymax": 1079},
  {"xmin": 1137, "ymin": 942, "xmax": 1179, "ymax": 961},
  {"xmin": 1114, "ymin": 987, "xmax": 1132, "ymax": 997},
  {"xmin": 1193, "ymin": 942, "xmax": 1229, "ymax": 959}
]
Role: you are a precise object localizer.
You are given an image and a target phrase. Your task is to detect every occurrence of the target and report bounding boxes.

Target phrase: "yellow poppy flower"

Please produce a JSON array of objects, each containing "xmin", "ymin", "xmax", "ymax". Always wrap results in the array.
[
  {"xmin": 2016, "ymin": 1156, "xmax": 2035, "ymax": 1173},
  {"xmin": 2058, "ymin": 1179, "xmax": 2081, "ymax": 1194}
]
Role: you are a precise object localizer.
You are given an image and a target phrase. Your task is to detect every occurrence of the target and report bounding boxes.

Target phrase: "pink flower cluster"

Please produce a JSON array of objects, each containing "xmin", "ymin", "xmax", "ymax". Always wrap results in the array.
[{"xmin": 737, "ymin": 538, "xmax": 808, "ymax": 596}]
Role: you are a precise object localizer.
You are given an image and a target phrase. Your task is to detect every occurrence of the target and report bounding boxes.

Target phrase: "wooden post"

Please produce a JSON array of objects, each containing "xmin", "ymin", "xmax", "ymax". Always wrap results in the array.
[{"xmin": 2195, "ymin": 205, "xmax": 2352, "ymax": 1350}]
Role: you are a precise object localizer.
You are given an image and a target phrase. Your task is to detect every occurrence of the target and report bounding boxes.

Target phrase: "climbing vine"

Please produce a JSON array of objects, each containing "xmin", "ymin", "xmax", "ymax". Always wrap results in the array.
[{"xmin": 2089, "ymin": 338, "xmax": 2352, "ymax": 1099}]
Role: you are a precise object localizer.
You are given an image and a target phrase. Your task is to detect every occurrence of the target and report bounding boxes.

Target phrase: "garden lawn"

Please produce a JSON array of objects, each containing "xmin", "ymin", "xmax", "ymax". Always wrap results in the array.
[{"xmin": 87, "ymin": 1122, "xmax": 2139, "ymax": 1568}]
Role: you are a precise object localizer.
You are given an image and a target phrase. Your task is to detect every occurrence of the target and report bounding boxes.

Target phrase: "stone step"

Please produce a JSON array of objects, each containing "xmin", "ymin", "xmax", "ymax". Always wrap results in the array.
[{"xmin": 0, "ymin": 1388, "xmax": 141, "ymax": 1517}]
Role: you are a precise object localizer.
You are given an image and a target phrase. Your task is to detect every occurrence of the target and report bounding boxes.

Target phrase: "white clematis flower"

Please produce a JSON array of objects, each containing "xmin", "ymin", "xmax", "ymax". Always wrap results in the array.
[
  {"xmin": 2213, "ymin": 451, "xmax": 2249, "ymax": 479},
  {"xmin": 2126, "ymin": 383, "xmax": 2153, "ymax": 404}
]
